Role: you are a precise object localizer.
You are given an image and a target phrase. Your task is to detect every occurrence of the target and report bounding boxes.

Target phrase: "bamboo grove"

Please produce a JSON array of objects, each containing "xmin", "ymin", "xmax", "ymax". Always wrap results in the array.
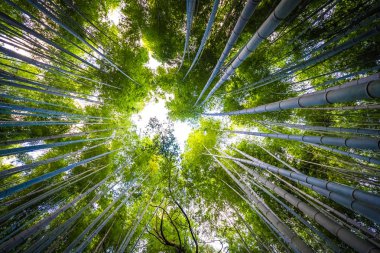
[{"xmin": 0, "ymin": 0, "xmax": 379, "ymax": 252}]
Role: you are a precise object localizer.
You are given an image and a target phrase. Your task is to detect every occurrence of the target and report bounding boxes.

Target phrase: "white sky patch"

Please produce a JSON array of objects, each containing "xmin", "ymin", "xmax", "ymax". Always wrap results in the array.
[
  {"xmin": 173, "ymin": 121, "xmax": 193, "ymax": 151},
  {"xmin": 131, "ymin": 97, "xmax": 169, "ymax": 134},
  {"xmin": 2, "ymin": 41, "xmax": 32, "ymax": 58},
  {"xmin": 268, "ymin": 31, "xmax": 279, "ymax": 43},
  {"xmin": 74, "ymin": 98, "xmax": 93, "ymax": 109},
  {"xmin": 1, "ymin": 37, "xmax": 52, "ymax": 65},
  {"xmin": 92, "ymin": 202, "xmax": 99, "ymax": 210},
  {"xmin": 28, "ymin": 149, "xmax": 48, "ymax": 159},
  {"xmin": 138, "ymin": 38, "xmax": 144, "ymax": 47},
  {"xmin": 1, "ymin": 156, "xmax": 23, "ymax": 167},
  {"xmin": 68, "ymin": 123, "xmax": 84, "ymax": 133},
  {"xmin": 83, "ymin": 45, "xmax": 101, "ymax": 69},
  {"xmin": 22, "ymin": 140, "xmax": 49, "ymax": 160},
  {"xmin": 107, "ymin": 6, "xmax": 122, "ymax": 26},
  {"xmin": 0, "ymin": 144, "xmax": 49, "ymax": 165},
  {"xmin": 210, "ymin": 240, "xmax": 224, "ymax": 251},
  {"xmin": 131, "ymin": 94, "xmax": 192, "ymax": 152},
  {"xmin": 73, "ymin": 99, "xmax": 86, "ymax": 109},
  {"xmin": 74, "ymin": 90, "xmax": 102, "ymax": 109},
  {"xmin": 144, "ymin": 52, "xmax": 162, "ymax": 72}
]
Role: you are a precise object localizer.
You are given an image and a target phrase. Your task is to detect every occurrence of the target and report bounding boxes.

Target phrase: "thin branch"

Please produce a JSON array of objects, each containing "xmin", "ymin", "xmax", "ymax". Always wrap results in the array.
[
  {"xmin": 147, "ymin": 230, "xmax": 165, "ymax": 245},
  {"xmin": 152, "ymin": 205, "xmax": 183, "ymax": 248},
  {"xmin": 168, "ymin": 166, "xmax": 199, "ymax": 253}
]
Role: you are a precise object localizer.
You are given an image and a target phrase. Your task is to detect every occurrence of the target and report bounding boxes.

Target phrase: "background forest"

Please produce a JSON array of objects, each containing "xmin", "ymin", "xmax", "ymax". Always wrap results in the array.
[{"xmin": 0, "ymin": 0, "xmax": 379, "ymax": 252}]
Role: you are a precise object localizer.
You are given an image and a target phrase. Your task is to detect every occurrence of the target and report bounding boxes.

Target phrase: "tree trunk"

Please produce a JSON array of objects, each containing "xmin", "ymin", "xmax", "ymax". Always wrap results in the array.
[
  {"xmin": 0, "ymin": 142, "xmax": 108, "ymax": 178},
  {"xmin": 224, "ymin": 147, "xmax": 380, "ymax": 222},
  {"xmin": 179, "ymin": 0, "xmax": 196, "ymax": 70},
  {"xmin": 204, "ymin": 77, "xmax": 380, "ymax": 116},
  {"xmin": 183, "ymin": 0, "xmax": 220, "ymax": 79},
  {"xmin": 0, "ymin": 169, "xmax": 118, "ymax": 251},
  {"xmin": 228, "ymin": 130, "xmax": 380, "ymax": 150},
  {"xmin": 0, "ymin": 11, "xmax": 99, "ymax": 70},
  {"xmin": 232, "ymin": 158, "xmax": 379, "ymax": 253},
  {"xmin": 201, "ymin": 0, "xmax": 301, "ymax": 104},
  {"xmin": 256, "ymin": 121, "xmax": 380, "ymax": 136},
  {"xmin": 0, "ymin": 149, "xmax": 119, "ymax": 199},
  {"xmin": 0, "ymin": 136, "xmax": 109, "ymax": 157},
  {"xmin": 26, "ymin": 0, "xmax": 139, "ymax": 84},
  {"xmin": 117, "ymin": 188, "xmax": 158, "ymax": 253},
  {"xmin": 213, "ymin": 156, "xmax": 313, "ymax": 253},
  {"xmin": 0, "ymin": 164, "xmax": 109, "ymax": 224},
  {"xmin": 0, "ymin": 129, "xmax": 111, "ymax": 146},
  {"xmin": 195, "ymin": 0, "xmax": 260, "ymax": 105}
]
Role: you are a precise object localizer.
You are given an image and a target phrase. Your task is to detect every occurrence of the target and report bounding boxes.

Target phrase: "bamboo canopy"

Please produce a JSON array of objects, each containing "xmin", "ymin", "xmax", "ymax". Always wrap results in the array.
[{"xmin": 0, "ymin": 0, "xmax": 379, "ymax": 252}]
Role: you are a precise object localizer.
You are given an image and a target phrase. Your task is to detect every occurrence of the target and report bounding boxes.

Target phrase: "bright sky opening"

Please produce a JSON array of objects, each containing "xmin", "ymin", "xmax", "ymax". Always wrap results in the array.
[
  {"xmin": 144, "ymin": 52, "xmax": 162, "ymax": 72},
  {"xmin": 131, "ymin": 94, "xmax": 192, "ymax": 152},
  {"xmin": 3, "ymin": 40, "xmax": 32, "ymax": 58},
  {"xmin": 107, "ymin": 6, "xmax": 122, "ymax": 26}
]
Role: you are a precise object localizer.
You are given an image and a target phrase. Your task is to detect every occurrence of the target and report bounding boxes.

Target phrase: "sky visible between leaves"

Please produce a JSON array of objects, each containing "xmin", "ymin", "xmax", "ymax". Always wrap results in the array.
[
  {"xmin": 1, "ymin": 0, "xmax": 379, "ymax": 251},
  {"xmin": 104, "ymin": 5, "xmax": 193, "ymax": 152},
  {"xmin": 131, "ymin": 93, "xmax": 193, "ymax": 152}
]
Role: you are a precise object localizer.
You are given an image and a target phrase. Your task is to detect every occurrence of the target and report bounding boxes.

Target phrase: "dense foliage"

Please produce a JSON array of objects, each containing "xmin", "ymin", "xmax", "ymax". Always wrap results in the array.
[{"xmin": 0, "ymin": 0, "xmax": 379, "ymax": 252}]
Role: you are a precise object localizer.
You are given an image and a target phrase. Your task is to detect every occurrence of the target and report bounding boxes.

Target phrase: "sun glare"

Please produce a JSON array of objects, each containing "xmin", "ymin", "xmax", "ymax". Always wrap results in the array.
[
  {"xmin": 131, "ymin": 94, "xmax": 192, "ymax": 151},
  {"xmin": 3, "ymin": 41, "xmax": 32, "ymax": 58},
  {"xmin": 144, "ymin": 52, "xmax": 162, "ymax": 72},
  {"xmin": 107, "ymin": 7, "xmax": 122, "ymax": 26}
]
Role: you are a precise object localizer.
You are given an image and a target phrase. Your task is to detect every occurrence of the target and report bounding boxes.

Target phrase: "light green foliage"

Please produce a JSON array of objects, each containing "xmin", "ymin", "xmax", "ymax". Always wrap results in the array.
[{"xmin": 0, "ymin": 0, "xmax": 379, "ymax": 252}]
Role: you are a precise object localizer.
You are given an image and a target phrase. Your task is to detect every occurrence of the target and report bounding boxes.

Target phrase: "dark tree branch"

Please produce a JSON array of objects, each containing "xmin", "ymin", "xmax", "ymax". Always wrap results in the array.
[
  {"xmin": 168, "ymin": 166, "xmax": 199, "ymax": 253},
  {"xmin": 147, "ymin": 229, "xmax": 165, "ymax": 245},
  {"xmin": 159, "ymin": 209, "xmax": 173, "ymax": 246},
  {"xmin": 152, "ymin": 205, "xmax": 183, "ymax": 249},
  {"xmin": 218, "ymin": 241, "xmax": 224, "ymax": 253}
]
